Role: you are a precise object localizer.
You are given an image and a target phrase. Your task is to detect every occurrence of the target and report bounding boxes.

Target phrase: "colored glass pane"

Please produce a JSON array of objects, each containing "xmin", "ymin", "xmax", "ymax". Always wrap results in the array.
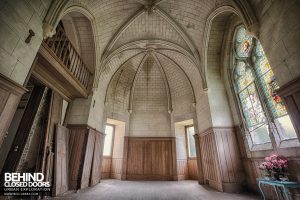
[
  {"xmin": 235, "ymin": 27, "xmax": 253, "ymax": 58},
  {"xmin": 259, "ymin": 71, "xmax": 287, "ymax": 117},
  {"xmin": 254, "ymin": 56, "xmax": 271, "ymax": 76},
  {"xmin": 235, "ymin": 61, "xmax": 254, "ymax": 92},
  {"xmin": 253, "ymin": 41, "xmax": 287, "ymax": 118}
]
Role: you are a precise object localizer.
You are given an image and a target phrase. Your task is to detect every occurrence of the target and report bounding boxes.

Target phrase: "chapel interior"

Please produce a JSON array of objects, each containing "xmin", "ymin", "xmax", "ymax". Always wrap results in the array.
[{"xmin": 0, "ymin": 0, "xmax": 300, "ymax": 199}]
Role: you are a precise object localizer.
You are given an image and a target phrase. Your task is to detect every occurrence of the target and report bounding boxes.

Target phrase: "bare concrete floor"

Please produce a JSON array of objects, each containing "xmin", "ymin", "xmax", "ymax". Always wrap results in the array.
[{"xmin": 52, "ymin": 179, "xmax": 259, "ymax": 200}]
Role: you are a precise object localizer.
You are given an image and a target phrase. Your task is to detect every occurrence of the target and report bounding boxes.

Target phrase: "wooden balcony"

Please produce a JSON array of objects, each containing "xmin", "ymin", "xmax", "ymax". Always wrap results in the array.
[{"xmin": 33, "ymin": 24, "xmax": 93, "ymax": 100}]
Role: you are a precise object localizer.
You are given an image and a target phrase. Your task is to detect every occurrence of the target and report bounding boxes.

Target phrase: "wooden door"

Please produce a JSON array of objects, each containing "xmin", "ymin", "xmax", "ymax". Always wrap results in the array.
[
  {"xmin": 1, "ymin": 86, "xmax": 45, "ymax": 174},
  {"xmin": 80, "ymin": 129, "xmax": 95, "ymax": 189},
  {"xmin": 90, "ymin": 131, "xmax": 104, "ymax": 186},
  {"xmin": 53, "ymin": 124, "xmax": 68, "ymax": 196}
]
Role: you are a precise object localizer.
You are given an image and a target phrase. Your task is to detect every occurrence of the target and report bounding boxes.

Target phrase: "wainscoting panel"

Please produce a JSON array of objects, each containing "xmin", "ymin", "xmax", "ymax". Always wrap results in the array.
[
  {"xmin": 101, "ymin": 157, "xmax": 112, "ymax": 179},
  {"xmin": 198, "ymin": 129, "xmax": 222, "ymax": 190},
  {"xmin": 177, "ymin": 159, "xmax": 188, "ymax": 180},
  {"xmin": 187, "ymin": 158, "xmax": 198, "ymax": 180},
  {"xmin": 214, "ymin": 128, "xmax": 244, "ymax": 189},
  {"xmin": 111, "ymin": 158, "xmax": 123, "ymax": 179},
  {"xmin": 124, "ymin": 137, "xmax": 177, "ymax": 180},
  {"xmin": 196, "ymin": 127, "xmax": 244, "ymax": 192}
]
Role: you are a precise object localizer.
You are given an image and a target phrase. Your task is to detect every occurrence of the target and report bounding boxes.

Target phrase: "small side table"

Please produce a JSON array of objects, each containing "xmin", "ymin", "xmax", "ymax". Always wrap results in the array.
[{"xmin": 257, "ymin": 178, "xmax": 300, "ymax": 200}]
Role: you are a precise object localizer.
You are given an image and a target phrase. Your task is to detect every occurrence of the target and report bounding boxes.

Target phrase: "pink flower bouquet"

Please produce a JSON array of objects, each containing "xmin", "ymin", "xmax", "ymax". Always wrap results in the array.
[{"xmin": 259, "ymin": 154, "xmax": 288, "ymax": 180}]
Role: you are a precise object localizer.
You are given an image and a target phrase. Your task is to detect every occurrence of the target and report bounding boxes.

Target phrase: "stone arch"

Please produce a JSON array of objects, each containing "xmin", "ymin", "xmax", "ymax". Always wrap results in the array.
[
  {"xmin": 202, "ymin": 5, "xmax": 258, "ymax": 89},
  {"xmin": 202, "ymin": 6, "xmax": 243, "ymax": 127}
]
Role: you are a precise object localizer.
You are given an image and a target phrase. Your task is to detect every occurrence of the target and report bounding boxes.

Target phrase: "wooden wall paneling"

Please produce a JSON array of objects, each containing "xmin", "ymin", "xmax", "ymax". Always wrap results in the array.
[
  {"xmin": 90, "ymin": 130, "xmax": 105, "ymax": 186},
  {"xmin": 101, "ymin": 157, "xmax": 112, "ymax": 179},
  {"xmin": 171, "ymin": 138, "xmax": 178, "ymax": 180},
  {"xmin": 111, "ymin": 158, "xmax": 123, "ymax": 179},
  {"xmin": 198, "ymin": 129, "xmax": 222, "ymax": 191},
  {"xmin": 214, "ymin": 128, "xmax": 244, "ymax": 192},
  {"xmin": 215, "ymin": 129, "xmax": 231, "ymax": 183},
  {"xmin": 127, "ymin": 139, "xmax": 144, "ymax": 176},
  {"xmin": 197, "ymin": 128, "xmax": 244, "ymax": 192},
  {"xmin": 176, "ymin": 159, "xmax": 188, "ymax": 180},
  {"xmin": 194, "ymin": 134, "xmax": 204, "ymax": 184},
  {"xmin": 0, "ymin": 74, "xmax": 27, "ymax": 147},
  {"xmin": 121, "ymin": 136, "xmax": 129, "ymax": 180},
  {"xmin": 125, "ymin": 137, "xmax": 176, "ymax": 180},
  {"xmin": 53, "ymin": 124, "xmax": 69, "ymax": 196},
  {"xmin": 187, "ymin": 158, "xmax": 198, "ymax": 180},
  {"xmin": 143, "ymin": 140, "xmax": 152, "ymax": 176}
]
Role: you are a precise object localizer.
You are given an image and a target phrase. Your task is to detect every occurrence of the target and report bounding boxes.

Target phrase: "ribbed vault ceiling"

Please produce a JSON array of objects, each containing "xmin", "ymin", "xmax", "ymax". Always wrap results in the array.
[{"xmin": 72, "ymin": 0, "xmax": 238, "ymax": 112}]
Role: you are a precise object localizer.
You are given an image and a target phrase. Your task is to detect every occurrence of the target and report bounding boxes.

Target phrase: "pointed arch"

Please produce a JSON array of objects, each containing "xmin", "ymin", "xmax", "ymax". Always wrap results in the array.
[{"xmin": 202, "ymin": 5, "xmax": 259, "ymax": 90}]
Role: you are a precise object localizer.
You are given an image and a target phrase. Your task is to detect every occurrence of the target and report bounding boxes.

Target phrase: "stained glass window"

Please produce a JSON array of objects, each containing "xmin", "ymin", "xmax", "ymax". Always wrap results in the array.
[
  {"xmin": 233, "ymin": 27, "xmax": 270, "ymax": 145},
  {"xmin": 232, "ymin": 26, "xmax": 297, "ymax": 145}
]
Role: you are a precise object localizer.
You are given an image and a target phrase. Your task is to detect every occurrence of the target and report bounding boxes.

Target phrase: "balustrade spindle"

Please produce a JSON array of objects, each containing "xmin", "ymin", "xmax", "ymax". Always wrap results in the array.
[
  {"xmin": 62, "ymin": 42, "xmax": 70, "ymax": 65},
  {"xmin": 58, "ymin": 36, "xmax": 67, "ymax": 60},
  {"xmin": 69, "ymin": 48, "xmax": 76, "ymax": 70}
]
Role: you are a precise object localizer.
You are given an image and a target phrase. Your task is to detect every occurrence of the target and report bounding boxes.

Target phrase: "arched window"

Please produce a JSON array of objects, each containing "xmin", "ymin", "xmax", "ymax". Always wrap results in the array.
[{"xmin": 232, "ymin": 26, "xmax": 297, "ymax": 146}]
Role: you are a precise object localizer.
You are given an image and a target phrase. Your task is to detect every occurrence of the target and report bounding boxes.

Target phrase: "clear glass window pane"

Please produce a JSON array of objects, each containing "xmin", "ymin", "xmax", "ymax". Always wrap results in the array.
[
  {"xmin": 103, "ymin": 125, "xmax": 114, "ymax": 156},
  {"xmin": 234, "ymin": 61, "xmax": 254, "ymax": 92},
  {"xmin": 275, "ymin": 115, "xmax": 297, "ymax": 140},
  {"xmin": 238, "ymin": 83, "xmax": 267, "ymax": 131},
  {"xmin": 186, "ymin": 126, "xmax": 196, "ymax": 157},
  {"xmin": 250, "ymin": 124, "xmax": 271, "ymax": 144}
]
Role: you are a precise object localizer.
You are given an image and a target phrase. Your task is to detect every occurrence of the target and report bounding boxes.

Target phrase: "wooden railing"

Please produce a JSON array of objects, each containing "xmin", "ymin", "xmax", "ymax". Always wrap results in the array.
[{"xmin": 44, "ymin": 24, "xmax": 92, "ymax": 89}]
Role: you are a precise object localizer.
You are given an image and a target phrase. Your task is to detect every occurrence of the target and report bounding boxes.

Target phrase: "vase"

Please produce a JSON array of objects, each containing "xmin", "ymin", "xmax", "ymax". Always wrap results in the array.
[
  {"xmin": 271, "ymin": 172, "xmax": 287, "ymax": 181},
  {"xmin": 279, "ymin": 177, "xmax": 289, "ymax": 181},
  {"xmin": 273, "ymin": 173, "xmax": 280, "ymax": 181}
]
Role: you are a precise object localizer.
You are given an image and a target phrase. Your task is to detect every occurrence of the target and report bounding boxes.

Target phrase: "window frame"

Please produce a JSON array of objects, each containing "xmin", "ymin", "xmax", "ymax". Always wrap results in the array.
[
  {"xmin": 185, "ymin": 125, "xmax": 197, "ymax": 158},
  {"xmin": 103, "ymin": 123, "xmax": 115, "ymax": 157},
  {"xmin": 230, "ymin": 25, "xmax": 300, "ymax": 150}
]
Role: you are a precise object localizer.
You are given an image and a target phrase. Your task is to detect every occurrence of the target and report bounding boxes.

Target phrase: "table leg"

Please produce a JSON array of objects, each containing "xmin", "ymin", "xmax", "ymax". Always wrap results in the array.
[
  {"xmin": 279, "ymin": 187, "xmax": 285, "ymax": 200},
  {"xmin": 258, "ymin": 182, "xmax": 266, "ymax": 200},
  {"xmin": 283, "ymin": 186, "xmax": 290, "ymax": 200},
  {"xmin": 274, "ymin": 186, "xmax": 280, "ymax": 200}
]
